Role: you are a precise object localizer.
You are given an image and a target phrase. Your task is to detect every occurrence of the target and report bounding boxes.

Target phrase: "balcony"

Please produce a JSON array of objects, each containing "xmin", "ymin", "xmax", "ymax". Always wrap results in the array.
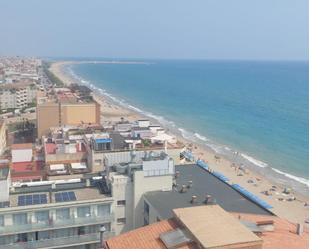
[
  {"xmin": 0, "ymin": 231, "xmax": 115, "ymax": 249},
  {"xmin": 0, "ymin": 213, "xmax": 114, "ymax": 236}
]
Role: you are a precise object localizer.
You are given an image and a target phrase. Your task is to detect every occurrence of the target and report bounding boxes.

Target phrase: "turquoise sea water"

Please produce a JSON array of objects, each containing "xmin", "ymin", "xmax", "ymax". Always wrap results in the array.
[{"xmin": 67, "ymin": 60, "xmax": 309, "ymax": 196}]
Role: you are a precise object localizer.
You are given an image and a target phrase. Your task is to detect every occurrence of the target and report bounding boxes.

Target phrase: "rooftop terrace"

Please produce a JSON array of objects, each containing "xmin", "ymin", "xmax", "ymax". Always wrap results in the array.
[{"xmin": 7, "ymin": 177, "xmax": 110, "ymax": 208}]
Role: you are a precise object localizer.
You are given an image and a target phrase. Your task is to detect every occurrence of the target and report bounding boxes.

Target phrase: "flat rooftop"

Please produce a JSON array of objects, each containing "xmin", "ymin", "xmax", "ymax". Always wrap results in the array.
[
  {"xmin": 173, "ymin": 206, "xmax": 262, "ymax": 248},
  {"xmin": 8, "ymin": 180, "xmax": 110, "ymax": 208},
  {"xmin": 144, "ymin": 164, "xmax": 273, "ymax": 219}
]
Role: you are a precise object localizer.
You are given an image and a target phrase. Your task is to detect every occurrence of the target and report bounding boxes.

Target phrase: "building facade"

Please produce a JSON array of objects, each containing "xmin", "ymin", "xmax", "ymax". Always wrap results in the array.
[
  {"xmin": 37, "ymin": 101, "xmax": 100, "ymax": 137},
  {"xmin": 0, "ymin": 82, "xmax": 36, "ymax": 110},
  {"xmin": 0, "ymin": 180, "xmax": 114, "ymax": 249}
]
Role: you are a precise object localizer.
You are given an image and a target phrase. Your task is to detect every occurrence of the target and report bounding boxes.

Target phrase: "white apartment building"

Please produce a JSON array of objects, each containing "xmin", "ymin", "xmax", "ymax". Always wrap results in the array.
[
  {"xmin": 0, "ymin": 151, "xmax": 176, "ymax": 249},
  {"xmin": 0, "ymin": 82, "xmax": 36, "ymax": 110},
  {"xmin": 0, "ymin": 178, "xmax": 114, "ymax": 249}
]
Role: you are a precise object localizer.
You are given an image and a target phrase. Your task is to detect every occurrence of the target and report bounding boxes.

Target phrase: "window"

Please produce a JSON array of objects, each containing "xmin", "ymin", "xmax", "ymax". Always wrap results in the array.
[
  {"xmin": 35, "ymin": 211, "xmax": 49, "ymax": 223},
  {"xmin": 56, "ymin": 208, "xmax": 70, "ymax": 220},
  {"xmin": 117, "ymin": 200, "xmax": 126, "ymax": 206},
  {"xmin": 16, "ymin": 233, "xmax": 28, "ymax": 242},
  {"xmin": 13, "ymin": 213, "xmax": 27, "ymax": 225},
  {"xmin": 97, "ymin": 205, "xmax": 110, "ymax": 217},
  {"xmin": 144, "ymin": 201, "xmax": 149, "ymax": 215},
  {"xmin": 78, "ymin": 226, "xmax": 86, "ymax": 235},
  {"xmin": 117, "ymin": 218, "xmax": 126, "ymax": 224},
  {"xmin": 37, "ymin": 231, "xmax": 49, "ymax": 240},
  {"xmin": 77, "ymin": 206, "xmax": 91, "ymax": 218},
  {"xmin": 0, "ymin": 216, "xmax": 4, "ymax": 226}
]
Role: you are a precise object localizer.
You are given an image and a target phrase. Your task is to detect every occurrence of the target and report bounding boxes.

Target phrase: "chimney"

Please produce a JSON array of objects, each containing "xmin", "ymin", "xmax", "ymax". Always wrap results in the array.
[
  {"xmin": 175, "ymin": 171, "xmax": 180, "ymax": 178},
  {"xmin": 296, "ymin": 223, "xmax": 303, "ymax": 236},
  {"xmin": 191, "ymin": 195, "xmax": 197, "ymax": 204},
  {"xmin": 187, "ymin": 180, "xmax": 193, "ymax": 188},
  {"xmin": 204, "ymin": 194, "xmax": 212, "ymax": 204},
  {"xmin": 256, "ymin": 220, "xmax": 274, "ymax": 232},
  {"xmin": 180, "ymin": 185, "xmax": 187, "ymax": 193}
]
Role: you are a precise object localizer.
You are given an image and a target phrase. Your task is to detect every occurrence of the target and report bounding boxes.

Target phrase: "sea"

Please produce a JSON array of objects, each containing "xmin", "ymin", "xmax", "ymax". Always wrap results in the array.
[{"xmin": 64, "ymin": 59, "xmax": 309, "ymax": 197}]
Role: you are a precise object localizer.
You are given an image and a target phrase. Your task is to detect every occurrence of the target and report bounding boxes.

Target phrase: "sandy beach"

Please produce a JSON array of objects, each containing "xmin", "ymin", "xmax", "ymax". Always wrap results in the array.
[{"xmin": 50, "ymin": 61, "xmax": 309, "ymax": 226}]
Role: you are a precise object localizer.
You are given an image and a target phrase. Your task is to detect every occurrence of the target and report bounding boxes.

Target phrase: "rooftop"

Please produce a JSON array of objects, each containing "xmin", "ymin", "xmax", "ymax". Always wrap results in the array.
[
  {"xmin": 104, "ymin": 219, "xmax": 198, "ymax": 249},
  {"xmin": 173, "ymin": 205, "xmax": 262, "ymax": 248},
  {"xmin": 11, "ymin": 143, "xmax": 33, "ymax": 150},
  {"xmin": 8, "ymin": 178, "xmax": 110, "ymax": 208},
  {"xmin": 233, "ymin": 213, "xmax": 309, "ymax": 249},
  {"xmin": 144, "ymin": 164, "xmax": 273, "ymax": 219}
]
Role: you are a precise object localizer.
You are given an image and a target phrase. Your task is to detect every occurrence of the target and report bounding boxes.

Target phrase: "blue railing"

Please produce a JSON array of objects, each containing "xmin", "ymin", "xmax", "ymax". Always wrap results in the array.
[
  {"xmin": 212, "ymin": 171, "xmax": 230, "ymax": 182},
  {"xmin": 232, "ymin": 184, "xmax": 273, "ymax": 209},
  {"xmin": 196, "ymin": 159, "xmax": 209, "ymax": 170}
]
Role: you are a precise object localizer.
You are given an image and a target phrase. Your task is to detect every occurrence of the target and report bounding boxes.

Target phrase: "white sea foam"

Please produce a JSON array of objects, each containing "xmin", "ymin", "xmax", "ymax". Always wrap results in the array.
[
  {"xmin": 272, "ymin": 168, "xmax": 309, "ymax": 187},
  {"xmin": 194, "ymin": 133, "xmax": 209, "ymax": 142},
  {"xmin": 178, "ymin": 128, "xmax": 193, "ymax": 140},
  {"xmin": 240, "ymin": 153, "xmax": 268, "ymax": 168}
]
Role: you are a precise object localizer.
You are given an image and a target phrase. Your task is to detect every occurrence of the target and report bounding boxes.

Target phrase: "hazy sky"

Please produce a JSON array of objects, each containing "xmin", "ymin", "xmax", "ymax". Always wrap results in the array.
[{"xmin": 0, "ymin": 0, "xmax": 308, "ymax": 60}]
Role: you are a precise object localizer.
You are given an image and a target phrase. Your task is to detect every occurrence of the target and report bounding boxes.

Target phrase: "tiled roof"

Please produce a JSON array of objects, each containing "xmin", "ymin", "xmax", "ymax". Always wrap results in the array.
[
  {"xmin": 104, "ymin": 219, "xmax": 198, "ymax": 249},
  {"xmin": 11, "ymin": 143, "xmax": 33, "ymax": 150},
  {"xmin": 232, "ymin": 213, "xmax": 309, "ymax": 249}
]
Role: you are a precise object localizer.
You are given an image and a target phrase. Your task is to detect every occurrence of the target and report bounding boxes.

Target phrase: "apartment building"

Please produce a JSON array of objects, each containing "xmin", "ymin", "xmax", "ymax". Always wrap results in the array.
[
  {"xmin": 37, "ymin": 89, "xmax": 100, "ymax": 137},
  {"xmin": 0, "ymin": 149, "xmax": 177, "ymax": 248},
  {"xmin": 0, "ymin": 178, "xmax": 114, "ymax": 249},
  {"xmin": 0, "ymin": 121, "xmax": 6, "ymax": 156},
  {"xmin": 0, "ymin": 82, "xmax": 37, "ymax": 110}
]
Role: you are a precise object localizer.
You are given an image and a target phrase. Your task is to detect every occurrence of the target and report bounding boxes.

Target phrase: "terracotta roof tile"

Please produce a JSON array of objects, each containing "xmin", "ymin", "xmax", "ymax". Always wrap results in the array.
[
  {"xmin": 104, "ymin": 219, "xmax": 198, "ymax": 249},
  {"xmin": 11, "ymin": 143, "xmax": 33, "ymax": 150},
  {"xmin": 232, "ymin": 213, "xmax": 309, "ymax": 249}
]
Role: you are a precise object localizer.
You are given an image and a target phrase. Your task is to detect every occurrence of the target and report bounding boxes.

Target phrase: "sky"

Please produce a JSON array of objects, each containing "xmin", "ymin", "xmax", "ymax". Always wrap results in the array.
[{"xmin": 0, "ymin": 0, "xmax": 309, "ymax": 60}]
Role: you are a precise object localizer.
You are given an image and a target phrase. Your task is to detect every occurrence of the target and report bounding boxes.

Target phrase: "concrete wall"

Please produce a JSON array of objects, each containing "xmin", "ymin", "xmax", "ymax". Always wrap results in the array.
[
  {"xmin": 110, "ymin": 174, "xmax": 134, "ymax": 235},
  {"xmin": 37, "ymin": 101, "xmax": 100, "ymax": 138},
  {"xmin": 37, "ymin": 103, "xmax": 60, "ymax": 137},
  {"xmin": 61, "ymin": 103, "xmax": 99, "ymax": 125},
  {"xmin": 133, "ymin": 171, "xmax": 173, "ymax": 228},
  {"xmin": 45, "ymin": 152, "xmax": 87, "ymax": 164},
  {"xmin": 0, "ymin": 121, "xmax": 7, "ymax": 155},
  {"xmin": 0, "ymin": 177, "xmax": 10, "ymax": 202}
]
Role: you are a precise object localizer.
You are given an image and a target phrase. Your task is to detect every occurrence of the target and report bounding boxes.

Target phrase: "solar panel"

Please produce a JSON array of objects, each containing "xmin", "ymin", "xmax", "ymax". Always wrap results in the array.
[
  {"xmin": 0, "ymin": 202, "xmax": 10, "ymax": 208},
  {"xmin": 68, "ymin": 191, "xmax": 76, "ymax": 201},
  {"xmin": 54, "ymin": 192, "xmax": 76, "ymax": 202},
  {"xmin": 18, "ymin": 194, "xmax": 47, "ymax": 206}
]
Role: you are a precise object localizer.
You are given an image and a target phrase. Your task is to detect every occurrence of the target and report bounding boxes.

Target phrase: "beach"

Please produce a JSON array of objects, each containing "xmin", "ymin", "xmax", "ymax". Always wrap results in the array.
[{"xmin": 50, "ymin": 61, "xmax": 309, "ymax": 226}]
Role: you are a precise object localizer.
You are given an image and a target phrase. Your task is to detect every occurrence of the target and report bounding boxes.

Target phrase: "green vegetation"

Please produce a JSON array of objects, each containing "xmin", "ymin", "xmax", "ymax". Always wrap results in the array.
[
  {"xmin": 42, "ymin": 61, "xmax": 64, "ymax": 87},
  {"xmin": 8, "ymin": 119, "xmax": 36, "ymax": 143},
  {"xmin": 142, "ymin": 139, "xmax": 151, "ymax": 147},
  {"xmin": 27, "ymin": 100, "xmax": 37, "ymax": 108}
]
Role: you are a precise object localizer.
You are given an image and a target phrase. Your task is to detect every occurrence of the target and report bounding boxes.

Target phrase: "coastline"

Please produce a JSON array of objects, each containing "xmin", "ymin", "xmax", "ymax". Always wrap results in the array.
[{"xmin": 49, "ymin": 60, "xmax": 309, "ymax": 225}]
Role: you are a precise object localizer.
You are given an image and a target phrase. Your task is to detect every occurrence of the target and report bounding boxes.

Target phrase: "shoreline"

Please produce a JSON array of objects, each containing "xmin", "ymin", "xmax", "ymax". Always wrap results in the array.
[{"xmin": 49, "ymin": 60, "xmax": 309, "ymax": 225}]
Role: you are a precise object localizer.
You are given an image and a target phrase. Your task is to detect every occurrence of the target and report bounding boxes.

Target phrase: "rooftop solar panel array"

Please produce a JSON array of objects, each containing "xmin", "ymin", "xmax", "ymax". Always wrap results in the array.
[
  {"xmin": 18, "ymin": 194, "xmax": 47, "ymax": 206},
  {"xmin": 55, "ymin": 191, "xmax": 76, "ymax": 202}
]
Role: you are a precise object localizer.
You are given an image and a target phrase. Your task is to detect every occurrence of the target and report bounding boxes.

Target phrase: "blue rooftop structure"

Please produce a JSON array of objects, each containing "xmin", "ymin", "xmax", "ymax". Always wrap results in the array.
[
  {"xmin": 196, "ymin": 159, "xmax": 209, "ymax": 170},
  {"xmin": 232, "ymin": 184, "xmax": 273, "ymax": 209}
]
